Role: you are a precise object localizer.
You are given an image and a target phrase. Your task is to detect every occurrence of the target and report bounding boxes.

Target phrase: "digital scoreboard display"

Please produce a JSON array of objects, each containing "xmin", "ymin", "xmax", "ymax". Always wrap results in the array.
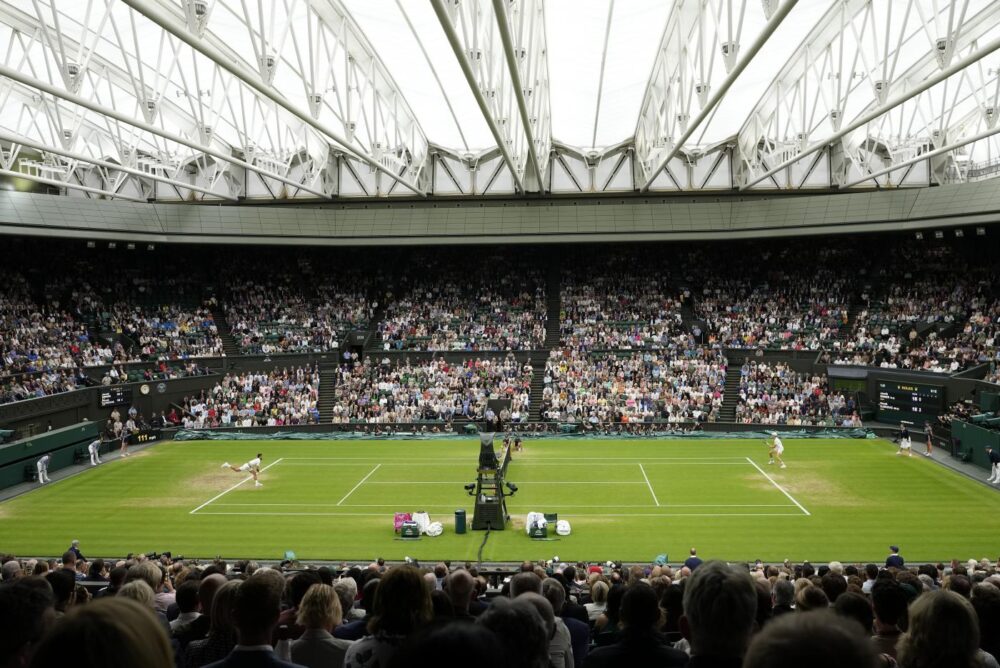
[
  {"xmin": 876, "ymin": 381, "xmax": 945, "ymax": 423},
  {"xmin": 98, "ymin": 387, "xmax": 133, "ymax": 408}
]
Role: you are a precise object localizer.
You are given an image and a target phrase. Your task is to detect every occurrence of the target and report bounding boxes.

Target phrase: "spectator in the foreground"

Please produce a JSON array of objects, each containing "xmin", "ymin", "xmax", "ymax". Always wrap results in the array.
[
  {"xmin": 205, "ymin": 576, "xmax": 303, "ymax": 668},
  {"xmin": 476, "ymin": 596, "xmax": 549, "ymax": 668},
  {"xmin": 0, "ymin": 578, "xmax": 55, "ymax": 668},
  {"xmin": 585, "ymin": 580, "xmax": 609, "ymax": 621},
  {"xmin": 897, "ymin": 590, "xmax": 998, "ymax": 668},
  {"xmin": 171, "ymin": 580, "xmax": 202, "ymax": 632},
  {"xmin": 743, "ymin": 610, "xmax": 880, "ymax": 668},
  {"xmin": 583, "ymin": 582, "xmax": 688, "ymax": 667},
  {"xmin": 389, "ymin": 622, "xmax": 504, "ymax": 668},
  {"xmin": 542, "ymin": 578, "xmax": 588, "ymax": 668},
  {"xmin": 680, "ymin": 560, "xmax": 757, "ymax": 668},
  {"xmin": 972, "ymin": 584, "xmax": 1000, "ymax": 662},
  {"xmin": 176, "ymin": 573, "xmax": 227, "ymax": 645},
  {"xmin": 29, "ymin": 597, "xmax": 173, "ymax": 668},
  {"xmin": 519, "ymin": 592, "xmax": 572, "ymax": 668},
  {"xmin": 186, "ymin": 580, "xmax": 242, "ymax": 668},
  {"xmin": 344, "ymin": 566, "xmax": 431, "ymax": 668},
  {"xmin": 291, "ymin": 584, "xmax": 353, "ymax": 668},
  {"xmin": 443, "ymin": 569, "xmax": 477, "ymax": 620},
  {"xmin": 872, "ymin": 580, "xmax": 908, "ymax": 659},
  {"xmin": 771, "ymin": 579, "xmax": 795, "ymax": 619}
]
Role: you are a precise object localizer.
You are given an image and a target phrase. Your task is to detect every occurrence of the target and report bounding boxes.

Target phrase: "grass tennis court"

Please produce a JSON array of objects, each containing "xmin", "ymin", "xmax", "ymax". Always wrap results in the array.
[{"xmin": 2, "ymin": 437, "xmax": 999, "ymax": 563}]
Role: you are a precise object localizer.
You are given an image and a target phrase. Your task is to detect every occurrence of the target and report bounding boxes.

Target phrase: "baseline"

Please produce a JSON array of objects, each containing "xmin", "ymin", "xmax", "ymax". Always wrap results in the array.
[{"xmin": 744, "ymin": 457, "xmax": 810, "ymax": 516}]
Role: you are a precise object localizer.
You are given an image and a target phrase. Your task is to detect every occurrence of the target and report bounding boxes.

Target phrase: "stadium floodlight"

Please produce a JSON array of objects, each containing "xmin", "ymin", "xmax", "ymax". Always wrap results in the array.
[
  {"xmin": 934, "ymin": 231, "xmax": 944, "ymax": 239},
  {"xmin": 86, "ymin": 241, "xmax": 95, "ymax": 248},
  {"xmin": 915, "ymin": 232, "xmax": 923, "ymax": 240},
  {"xmin": 108, "ymin": 242, "xmax": 116, "ymax": 249},
  {"xmin": 126, "ymin": 243, "xmax": 136, "ymax": 250},
  {"xmin": 147, "ymin": 244, "xmax": 155, "ymax": 251},
  {"xmin": 955, "ymin": 229, "xmax": 964, "ymax": 238},
  {"xmin": 977, "ymin": 227, "xmax": 987, "ymax": 236}
]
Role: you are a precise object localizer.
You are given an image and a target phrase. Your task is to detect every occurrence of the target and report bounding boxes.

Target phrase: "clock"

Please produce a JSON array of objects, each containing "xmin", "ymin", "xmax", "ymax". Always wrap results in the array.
[{"xmin": 140, "ymin": 384, "xmax": 151, "ymax": 395}]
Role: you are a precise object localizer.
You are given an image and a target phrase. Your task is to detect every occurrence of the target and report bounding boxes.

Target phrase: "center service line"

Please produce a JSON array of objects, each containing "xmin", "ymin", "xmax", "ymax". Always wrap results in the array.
[
  {"xmin": 744, "ymin": 457, "xmax": 810, "ymax": 516},
  {"xmin": 337, "ymin": 464, "xmax": 382, "ymax": 506},
  {"xmin": 638, "ymin": 463, "xmax": 660, "ymax": 507},
  {"xmin": 190, "ymin": 457, "xmax": 284, "ymax": 514}
]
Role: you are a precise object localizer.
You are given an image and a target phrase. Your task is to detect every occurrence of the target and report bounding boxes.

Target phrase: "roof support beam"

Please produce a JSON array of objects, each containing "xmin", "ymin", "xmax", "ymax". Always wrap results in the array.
[
  {"xmin": 639, "ymin": 0, "xmax": 798, "ymax": 191},
  {"xmin": 119, "ymin": 0, "xmax": 426, "ymax": 196},
  {"xmin": 741, "ymin": 31, "xmax": 1000, "ymax": 190},
  {"xmin": 491, "ymin": 0, "xmax": 547, "ymax": 192},
  {"xmin": 0, "ymin": 63, "xmax": 331, "ymax": 199},
  {"xmin": 841, "ymin": 123, "xmax": 1000, "ymax": 189},
  {"xmin": 0, "ymin": 167, "xmax": 147, "ymax": 202},
  {"xmin": 430, "ymin": 0, "xmax": 526, "ymax": 194},
  {"xmin": 0, "ymin": 128, "xmax": 237, "ymax": 201}
]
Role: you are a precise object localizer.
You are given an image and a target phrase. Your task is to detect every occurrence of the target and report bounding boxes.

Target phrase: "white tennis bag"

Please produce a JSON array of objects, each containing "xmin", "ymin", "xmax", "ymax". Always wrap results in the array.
[
  {"xmin": 555, "ymin": 520, "xmax": 571, "ymax": 536},
  {"xmin": 526, "ymin": 511, "xmax": 547, "ymax": 535},
  {"xmin": 425, "ymin": 522, "xmax": 443, "ymax": 537},
  {"xmin": 412, "ymin": 511, "xmax": 431, "ymax": 534}
]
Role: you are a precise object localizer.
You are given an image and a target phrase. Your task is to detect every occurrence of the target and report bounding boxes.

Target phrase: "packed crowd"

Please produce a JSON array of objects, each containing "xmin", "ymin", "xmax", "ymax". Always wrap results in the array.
[
  {"xmin": 106, "ymin": 302, "xmax": 224, "ymax": 360},
  {"xmin": 736, "ymin": 361, "xmax": 857, "ymax": 426},
  {"xmin": 379, "ymin": 258, "xmax": 546, "ymax": 352},
  {"xmin": 5, "ymin": 545, "xmax": 1000, "ymax": 668},
  {"xmin": 540, "ymin": 349, "xmax": 726, "ymax": 424},
  {"xmin": 559, "ymin": 259, "xmax": 685, "ymax": 350},
  {"xmin": 224, "ymin": 262, "xmax": 374, "ymax": 355},
  {"xmin": 332, "ymin": 355, "xmax": 532, "ymax": 423},
  {"xmin": 179, "ymin": 366, "xmax": 321, "ymax": 428}
]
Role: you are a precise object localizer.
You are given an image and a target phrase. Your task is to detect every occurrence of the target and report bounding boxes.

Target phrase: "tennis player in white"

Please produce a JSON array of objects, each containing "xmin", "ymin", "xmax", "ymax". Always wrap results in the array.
[
  {"xmin": 222, "ymin": 453, "xmax": 264, "ymax": 487},
  {"xmin": 767, "ymin": 433, "xmax": 787, "ymax": 469},
  {"xmin": 88, "ymin": 438, "xmax": 102, "ymax": 466}
]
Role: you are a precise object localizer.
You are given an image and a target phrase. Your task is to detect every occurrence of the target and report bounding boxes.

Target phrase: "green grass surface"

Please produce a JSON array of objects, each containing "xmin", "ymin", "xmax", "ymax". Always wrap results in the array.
[{"xmin": 1, "ymin": 437, "xmax": 998, "ymax": 563}]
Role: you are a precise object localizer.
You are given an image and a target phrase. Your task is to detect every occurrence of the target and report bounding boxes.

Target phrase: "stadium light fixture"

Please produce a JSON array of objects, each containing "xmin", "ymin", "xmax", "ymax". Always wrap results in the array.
[
  {"xmin": 147, "ymin": 244, "xmax": 155, "ymax": 251},
  {"xmin": 108, "ymin": 242, "xmax": 117, "ymax": 249},
  {"xmin": 934, "ymin": 231, "xmax": 944, "ymax": 239},
  {"xmin": 955, "ymin": 229, "xmax": 964, "ymax": 238},
  {"xmin": 86, "ymin": 241, "xmax": 95, "ymax": 248},
  {"xmin": 126, "ymin": 243, "xmax": 136, "ymax": 250},
  {"xmin": 977, "ymin": 227, "xmax": 987, "ymax": 236},
  {"xmin": 915, "ymin": 232, "xmax": 923, "ymax": 240}
]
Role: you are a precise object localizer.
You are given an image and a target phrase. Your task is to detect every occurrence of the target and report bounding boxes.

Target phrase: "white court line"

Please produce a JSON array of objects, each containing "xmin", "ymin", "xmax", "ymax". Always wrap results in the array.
[
  {"xmin": 744, "ymin": 457, "xmax": 810, "ymax": 516},
  {"xmin": 191, "ymin": 510, "xmax": 806, "ymax": 518},
  {"xmin": 336, "ymin": 464, "xmax": 381, "ymax": 506},
  {"xmin": 362, "ymin": 481, "xmax": 649, "ymax": 485},
  {"xmin": 279, "ymin": 457, "xmax": 750, "ymax": 462},
  {"xmin": 208, "ymin": 502, "xmax": 797, "ymax": 508},
  {"xmin": 190, "ymin": 458, "xmax": 284, "ymax": 514},
  {"xmin": 638, "ymin": 463, "xmax": 660, "ymax": 506}
]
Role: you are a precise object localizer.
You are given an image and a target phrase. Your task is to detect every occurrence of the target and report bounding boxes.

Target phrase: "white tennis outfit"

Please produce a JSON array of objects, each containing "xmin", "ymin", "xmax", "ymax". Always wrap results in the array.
[
  {"xmin": 36, "ymin": 455, "xmax": 51, "ymax": 483},
  {"xmin": 240, "ymin": 457, "xmax": 262, "ymax": 472},
  {"xmin": 88, "ymin": 439, "xmax": 102, "ymax": 465}
]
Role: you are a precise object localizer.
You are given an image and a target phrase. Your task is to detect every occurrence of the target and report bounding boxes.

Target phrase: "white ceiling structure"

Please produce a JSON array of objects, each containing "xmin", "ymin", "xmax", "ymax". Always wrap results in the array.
[{"xmin": 0, "ymin": 0, "xmax": 999, "ymax": 202}]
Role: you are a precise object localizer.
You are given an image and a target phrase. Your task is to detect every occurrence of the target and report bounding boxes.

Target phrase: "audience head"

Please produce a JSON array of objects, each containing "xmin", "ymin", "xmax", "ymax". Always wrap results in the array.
[
  {"xmin": 681, "ymin": 560, "xmax": 757, "ymax": 658},
  {"xmin": 0, "ymin": 578, "xmax": 55, "ymax": 668},
  {"xmin": 773, "ymin": 578, "xmax": 795, "ymax": 607},
  {"xmin": 872, "ymin": 579, "xmax": 909, "ymax": 628},
  {"xmin": 794, "ymin": 585, "xmax": 830, "ymax": 612},
  {"xmin": 509, "ymin": 572, "xmax": 542, "ymax": 598},
  {"xmin": 44, "ymin": 569, "xmax": 76, "ymax": 611},
  {"xmin": 444, "ymin": 569, "xmax": 476, "ymax": 614},
  {"xmin": 477, "ymin": 596, "xmax": 549, "ymax": 668},
  {"xmin": 118, "ymin": 580, "xmax": 155, "ymax": 608},
  {"xmin": 897, "ymin": 590, "xmax": 982, "ymax": 668},
  {"xmin": 833, "ymin": 591, "xmax": 874, "ymax": 634},
  {"xmin": 744, "ymin": 610, "xmax": 880, "ymax": 668},
  {"xmin": 288, "ymin": 570, "xmax": 323, "ymax": 609},
  {"xmin": 296, "ymin": 583, "xmax": 342, "ymax": 631},
  {"xmin": 618, "ymin": 582, "xmax": 662, "ymax": 635},
  {"xmin": 391, "ymin": 622, "xmax": 504, "ymax": 668},
  {"xmin": 369, "ymin": 566, "xmax": 432, "ymax": 636},
  {"xmin": 28, "ymin": 597, "xmax": 172, "ymax": 668},
  {"xmin": 231, "ymin": 576, "xmax": 281, "ymax": 644},
  {"xmin": 175, "ymin": 580, "xmax": 200, "ymax": 615}
]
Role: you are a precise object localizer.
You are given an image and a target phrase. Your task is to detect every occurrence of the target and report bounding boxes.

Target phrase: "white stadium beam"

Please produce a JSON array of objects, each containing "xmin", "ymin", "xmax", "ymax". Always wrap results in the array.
[
  {"xmin": 637, "ymin": 0, "xmax": 799, "ymax": 192},
  {"xmin": 0, "ymin": 128, "xmax": 238, "ymax": 201},
  {"xmin": 0, "ymin": 64, "xmax": 331, "ymax": 199},
  {"xmin": 737, "ymin": 0, "xmax": 1000, "ymax": 190},
  {"xmin": 491, "ymin": 0, "xmax": 550, "ymax": 193},
  {"xmin": 0, "ymin": 167, "xmax": 147, "ymax": 202},
  {"xmin": 119, "ymin": 0, "xmax": 428, "ymax": 197},
  {"xmin": 841, "ymin": 116, "xmax": 1000, "ymax": 189},
  {"xmin": 431, "ymin": 0, "xmax": 552, "ymax": 194}
]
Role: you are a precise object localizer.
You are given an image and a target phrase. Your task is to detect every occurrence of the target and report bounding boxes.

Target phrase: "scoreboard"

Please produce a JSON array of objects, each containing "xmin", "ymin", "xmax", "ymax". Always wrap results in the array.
[
  {"xmin": 876, "ymin": 381, "xmax": 945, "ymax": 423},
  {"xmin": 98, "ymin": 387, "xmax": 133, "ymax": 408}
]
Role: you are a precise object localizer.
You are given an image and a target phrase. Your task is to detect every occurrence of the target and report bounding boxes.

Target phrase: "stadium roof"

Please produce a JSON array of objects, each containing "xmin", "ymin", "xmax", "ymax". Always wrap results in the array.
[{"xmin": 1, "ymin": 0, "xmax": 1000, "ymax": 201}]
